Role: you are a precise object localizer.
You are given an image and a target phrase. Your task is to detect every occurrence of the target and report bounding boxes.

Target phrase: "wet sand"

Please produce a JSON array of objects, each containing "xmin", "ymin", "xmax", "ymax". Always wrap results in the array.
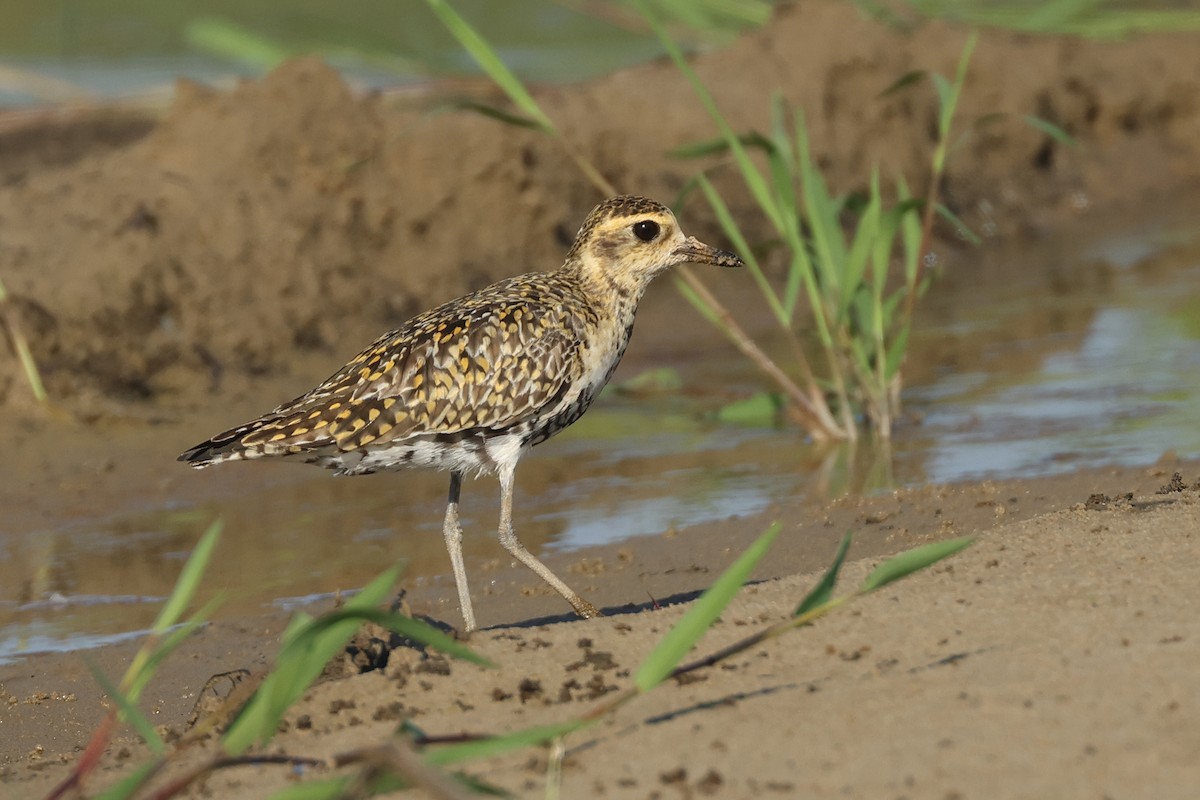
[{"xmin": 3, "ymin": 458, "xmax": 1199, "ymax": 797}]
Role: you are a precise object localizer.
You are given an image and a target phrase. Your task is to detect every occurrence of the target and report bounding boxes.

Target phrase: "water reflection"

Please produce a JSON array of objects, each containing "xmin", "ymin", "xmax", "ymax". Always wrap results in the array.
[{"xmin": 906, "ymin": 234, "xmax": 1200, "ymax": 482}]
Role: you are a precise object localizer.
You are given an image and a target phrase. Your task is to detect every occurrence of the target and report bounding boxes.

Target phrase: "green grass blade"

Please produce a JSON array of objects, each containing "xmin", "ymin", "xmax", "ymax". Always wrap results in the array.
[
  {"xmin": 222, "ymin": 566, "xmax": 400, "ymax": 754},
  {"xmin": 128, "ymin": 594, "xmax": 225, "ymax": 701},
  {"xmin": 883, "ymin": 321, "xmax": 911, "ymax": 381},
  {"xmin": 672, "ymin": 275, "xmax": 726, "ymax": 330},
  {"xmin": 780, "ymin": 248, "xmax": 805, "ymax": 324},
  {"xmin": 668, "ymin": 131, "xmax": 773, "ymax": 159},
  {"xmin": 118, "ymin": 520, "xmax": 221, "ymax": 701},
  {"xmin": 931, "ymin": 72, "xmax": 954, "ymax": 135},
  {"xmin": 794, "ymin": 532, "xmax": 852, "ymax": 616},
  {"xmin": 795, "ymin": 110, "xmax": 847, "ymax": 301},
  {"xmin": 940, "ymin": 31, "xmax": 977, "ymax": 143},
  {"xmin": 715, "ymin": 392, "xmax": 783, "ymax": 426},
  {"xmin": 767, "ymin": 97, "xmax": 809, "ymax": 322},
  {"xmin": 860, "ymin": 537, "xmax": 974, "ymax": 593},
  {"xmin": 150, "ymin": 594, "xmax": 225, "ymax": 659},
  {"xmin": 866, "ymin": 172, "xmax": 894, "ymax": 289},
  {"xmin": 635, "ymin": 0, "xmax": 784, "ymax": 233},
  {"xmin": 423, "ymin": 0, "xmax": 556, "ymax": 134},
  {"xmin": 768, "ymin": 94, "xmax": 798, "ymax": 211},
  {"xmin": 697, "ymin": 176, "xmax": 787, "ymax": 325},
  {"xmin": 841, "ymin": 172, "xmax": 881, "ymax": 319},
  {"xmin": 151, "ymin": 520, "xmax": 221, "ymax": 635},
  {"xmin": 878, "ymin": 69, "xmax": 926, "ymax": 98},
  {"xmin": 935, "ymin": 203, "xmax": 982, "ymax": 245},
  {"xmin": 635, "ymin": 522, "xmax": 782, "ymax": 692},
  {"xmin": 184, "ymin": 17, "xmax": 290, "ymax": 70},
  {"xmin": 450, "ymin": 100, "xmax": 544, "ymax": 130},
  {"xmin": 848, "ymin": 333, "xmax": 877, "ymax": 394},
  {"xmin": 84, "ymin": 658, "xmax": 166, "ymax": 755},
  {"xmin": 1021, "ymin": 114, "xmax": 1077, "ymax": 147},
  {"xmin": 872, "ymin": 207, "xmax": 900, "ymax": 292},
  {"xmin": 426, "ymin": 720, "xmax": 588, "ymax": 766},
  {"xmin": 896, "ymin": 176, "xmax": 922, "ymax": 286}
]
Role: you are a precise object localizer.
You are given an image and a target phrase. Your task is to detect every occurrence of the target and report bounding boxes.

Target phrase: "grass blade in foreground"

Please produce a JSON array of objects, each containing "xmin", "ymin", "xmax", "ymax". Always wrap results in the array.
[
  {"xmin": 84, "ymin": 658, "xmax": 166, "ymax": 756},
  {"xmin": 635, "ymin": 522, "xmax": 782, "ymax": 691},
  {"xmin": 93, "ymin": 761, "xmax": 159, "ymax": 800},
  {"xmin": 48, "ymin": 522, "xmax": 223, "ymax": 800},
  {"xmin": 794, "ymin": 532, "xmax": 852, "ymax": 616},
  {"xmin": 222, "ymin": 566, "xmax": 400, "ymax": 754},
  {"xmin": 861, "ymin": 537, "xmax": 974, "ymax": 592},
  {"xmin": 117, "ymin": 520, "xmax": 222, "ymax": 704},
  {"xmin": 151, "ymin": 520, "xmax": 222, "ymax": 636},
  {"xmin": 184, "ymin": 17, "xmax": 290, "ymax": 71},
  {"xmin": 422, "ymin": 0, "xmax": 554, "ymax": 134},
  {"xmin": 425, "ymin": 720, "xmax": 589, "ymax": 767}
]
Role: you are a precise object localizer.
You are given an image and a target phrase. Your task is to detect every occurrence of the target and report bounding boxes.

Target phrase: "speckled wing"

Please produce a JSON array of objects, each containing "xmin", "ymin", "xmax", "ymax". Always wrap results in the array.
[
  {"xmin": 225, "ymin": 293, "xmax": 585, "ymax": 457},
  {"xmin": 328, "ymin": 299, "xmax": 585, "ymax": 450}
]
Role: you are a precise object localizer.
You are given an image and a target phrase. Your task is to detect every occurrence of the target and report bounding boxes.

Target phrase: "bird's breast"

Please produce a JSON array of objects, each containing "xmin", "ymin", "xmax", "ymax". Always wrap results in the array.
[{"xmin": 521, "ymin": 311, "xmax": 637, "ymax": 450}]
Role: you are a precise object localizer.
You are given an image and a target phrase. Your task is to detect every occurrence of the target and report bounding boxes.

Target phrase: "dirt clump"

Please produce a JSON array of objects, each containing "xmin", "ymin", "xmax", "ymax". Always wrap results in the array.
[{"xmin": 2, "ymin": 3, "xmax": 1200, "ymax": 411}]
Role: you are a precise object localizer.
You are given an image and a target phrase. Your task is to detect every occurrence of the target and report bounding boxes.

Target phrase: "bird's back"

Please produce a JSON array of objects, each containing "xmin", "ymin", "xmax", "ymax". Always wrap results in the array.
[{"xmin": 179, "ymin": 270, "xmax": 603, "ymax": 474}]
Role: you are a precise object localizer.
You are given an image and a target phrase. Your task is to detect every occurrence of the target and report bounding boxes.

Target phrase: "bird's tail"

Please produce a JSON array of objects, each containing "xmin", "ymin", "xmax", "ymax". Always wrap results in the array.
[{"xmin": 178, "ymin": 419, "xmax": 274, "ymax": 468}]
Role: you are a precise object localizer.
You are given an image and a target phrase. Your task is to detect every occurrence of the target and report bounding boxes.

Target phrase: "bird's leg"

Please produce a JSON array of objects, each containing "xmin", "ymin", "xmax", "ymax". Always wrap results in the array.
[
  {"xmin": 496, "ymin": 466, "xmax": 601, "ymax": 621},
  {"xmin": 443, "ymin": 470, "xmax": 477, "ymax": 633}
]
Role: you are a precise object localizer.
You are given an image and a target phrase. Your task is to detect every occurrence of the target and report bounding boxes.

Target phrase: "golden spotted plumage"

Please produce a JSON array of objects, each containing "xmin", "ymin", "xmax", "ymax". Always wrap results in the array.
[{"xmin": 180, "ymin": 195, "xmax": 742, "ymax": 632}]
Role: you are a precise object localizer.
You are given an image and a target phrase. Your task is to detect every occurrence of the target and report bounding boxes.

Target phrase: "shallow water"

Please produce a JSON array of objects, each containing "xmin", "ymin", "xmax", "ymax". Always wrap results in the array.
[
  {"xmin": 2, "ymin": 209, "xmax": 1199, "ymax": 663},
  {"xmin": 902, "ymin": 221, "xmax": 1200, "ymax": 481}
]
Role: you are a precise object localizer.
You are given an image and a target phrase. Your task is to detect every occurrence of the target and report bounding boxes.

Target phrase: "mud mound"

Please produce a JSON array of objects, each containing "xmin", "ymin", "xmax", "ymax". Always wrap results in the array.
[
  {"xmin": 1, "ymin": 60, "xmax": 391, "ymax": 405},
  {"xmin": 2, "ymin": 2, "xmax": 1200, "ymax": 410}
]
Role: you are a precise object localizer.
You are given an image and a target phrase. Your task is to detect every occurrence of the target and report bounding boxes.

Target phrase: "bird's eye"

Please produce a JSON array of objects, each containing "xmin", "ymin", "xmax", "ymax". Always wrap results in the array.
[{"xmin": 632, "ymin": 220, "xmax": 660, "ymax": 242}]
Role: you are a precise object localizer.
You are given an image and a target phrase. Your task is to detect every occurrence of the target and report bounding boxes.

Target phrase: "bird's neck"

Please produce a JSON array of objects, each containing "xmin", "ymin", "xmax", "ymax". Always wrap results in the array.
[{"xmin": 560, "ymin": 258, "xmax": 650, "ymax": 324}]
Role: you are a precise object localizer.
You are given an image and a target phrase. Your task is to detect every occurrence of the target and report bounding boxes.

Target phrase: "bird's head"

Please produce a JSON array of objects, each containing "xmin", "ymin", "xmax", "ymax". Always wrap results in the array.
[{"xmin": 566, "ymin": 195, "xmax": 743, "ymax": 298}]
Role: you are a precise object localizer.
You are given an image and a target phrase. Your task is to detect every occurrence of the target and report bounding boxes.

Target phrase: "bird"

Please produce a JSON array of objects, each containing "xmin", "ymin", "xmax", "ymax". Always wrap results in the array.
[{"xmin": 179, "ymin": 195, "xmax": 743, "ymax": 632}]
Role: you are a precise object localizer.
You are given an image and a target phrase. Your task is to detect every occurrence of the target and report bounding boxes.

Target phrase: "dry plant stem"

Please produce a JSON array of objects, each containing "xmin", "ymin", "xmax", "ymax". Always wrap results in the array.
[
  {"xmin": 561, "ymin": 136, "xmax": 618, "ymax": 197},
  {"xmin": 0, "ymin": 286, "xmax": 48, "ymax": 403},
  {"xmin": 561, "ymin": 137, "xmax": 618, "ymax": 198},
  {"xmin": 546, "ymin": 737, "xmax": 566, "ymax": 800},
  {"xmin": 844, "ymin": 334, "xmax": 890, "ymax": 438},
  {"xmin": 770, "ymin": 300, "xmax": 837, "ymax": 435},
  {"xmin": 677, "ymin": 265, "xmax": 841, "ymax": 441},
  {"xmin": 783, "ymin": 329, "xmax": 827, "ymax": 419},
  {"xmin": 821, "ymin": 317, "xmax": 859, "ymax": 442}
]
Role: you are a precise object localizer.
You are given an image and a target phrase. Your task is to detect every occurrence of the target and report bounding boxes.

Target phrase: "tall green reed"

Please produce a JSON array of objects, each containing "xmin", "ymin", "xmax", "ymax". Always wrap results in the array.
[{"xmin": 642, "ymin": 0, "xmax": 978, "ymax": 440}]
